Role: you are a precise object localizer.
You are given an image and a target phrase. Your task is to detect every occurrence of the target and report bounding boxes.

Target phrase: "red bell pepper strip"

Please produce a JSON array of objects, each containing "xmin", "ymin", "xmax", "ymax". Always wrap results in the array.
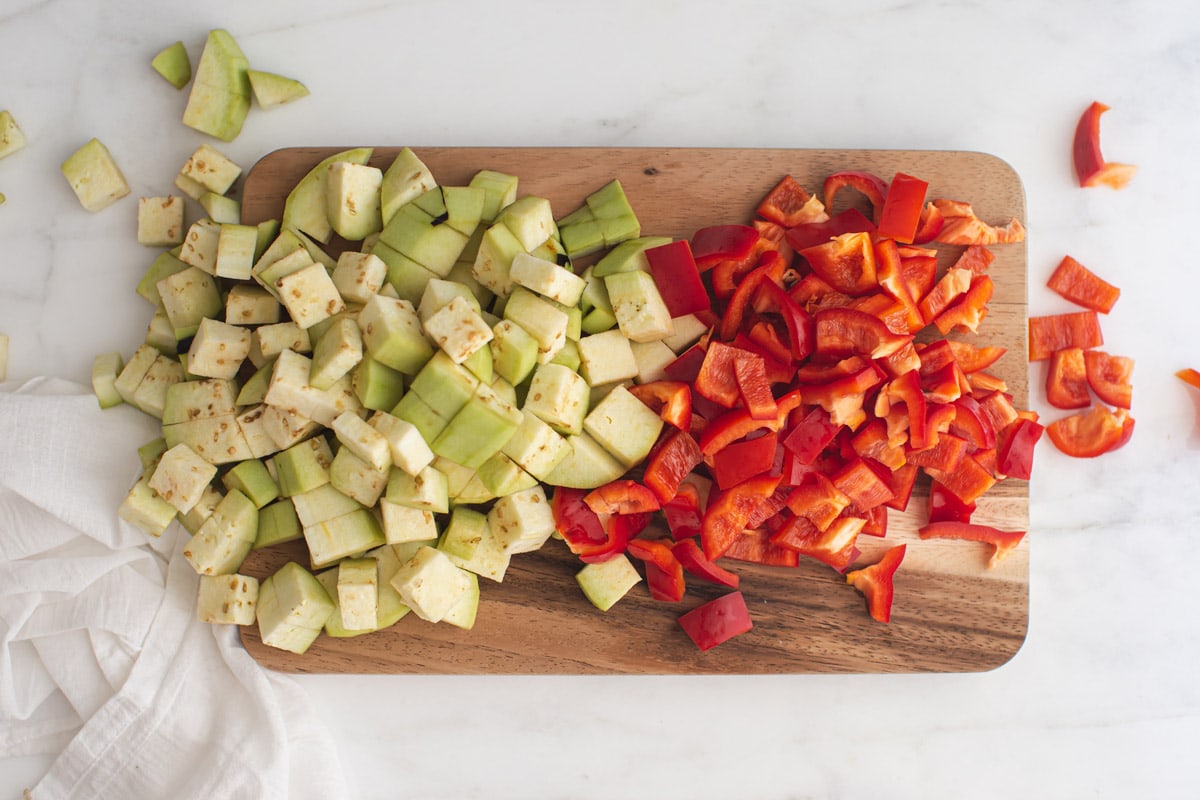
[
  {"xmin": 642, "ymin": 428, "xmax": 704, "ymax": 504},
  {"xmin": 845, "ymin": 543, "xmax": 906, "ymax": 623},
  {"xmin": 1045, "ymin": 403, "xmax": 1134, "ymax": 458},
  {"xmin": 672, "ymin": 538, "xmax": 739, "ymax": 588},
  {"xmin": 756, "ymin": 175, "xmax": 828, "ymax": 227},
  {"xmin": 877, "ymin": 173, "xmax": 929, "ymax": 244},
  {"xmin": 977, "ymin": 391, "xmax": 1020, "ymax": 438},
  {"xmin": 831, "ymin": 457, "xmax": 895, "ymax": 513},
  {"xmin": 814, "ymin": 308, "xmax": 913, "ymax": 360},
  {"xmin": 923, "ymin": 453, "xmax": 997, "ymax": 505},
  {"xmin": 717, "ymin": 253, "xmax": 785, "ymax": 338},
  {"xmin": 662, "ymin": 482, "xmax": 704, "ymax": 540},
  {"xmin": 1177, "ymin": 368, "xmax": 1200, "ymax": 391},
  {"xmin": 900, "ymin": 252, "xmax": 938, "ymax": 304},
  {"xmin": 997, "ymin": 417, "xmax": 1044, "ymax": 480},
  {"xmin": 1028, "ymin": 311, "xmax": 1104, "ymax": 361},
  {"xmin": 850, "ymin": 418, "xmax": 906, "ymax": 471},
  {"xmin": 881, "ymin": 462, "xmax": 919, "ymax": 513},
  {"xmin": 1046, "ymin": 347, "xmax": 1091, "ymax": 409},
  {"xmin": 882, "ymin": 369, "xmax": 928, "ymax": 449},
  {"xmin": 756, "ymin": 281, "xmax": 816, "ymax": 362},
  {"xmin": 1083, "ymin": 350, "xmax": 1133, "ymax": 409},
  {"xmin": 928, "ymin": 480, "xmax": 976, "ymax": 524},
  {"xmin": 1046, "ymin": 255, "xmax": 1120, "ymax": 314},
  {"xmin": 785, "ymin": 472, "xmax": 852, "ymax": 531},
  {"xmin": 946, "ymin": 340, "xmax": 1006, "ymax": 374},
  {"xmin": 627, "ymin": 538, "xmax": 686, "ymax": 602},
  {"xmin": 932, "ymin": 274, "xmax": 993, "ymax": 335},
  {"xmin": 711, "ymin": 432, "xmax": 778, "ymax": 490},
  {"xmin": 951, "ymin": 244, "xmax": 996, "ymax": 276},
  {"xmin": 966, "ymin": 371, "xmax": 1007, "ymax": 394},
  {"xmin": 583, "ymin": 479, "xmax": 661, "ymax": 515},
  {"xmin": 677, "ymin": 591, "xmax": 754, "ymax": 652},
  {"xmin": 907, "ymin": 432, "xmax": 969, "ymax": 473},
  {"xmin": 700, "ymin": 473, "xmax": 782, "ymax": 560},
  {"xmin": 784, "ymin": 207, "xmax": 876, "ymax": 252},
  {"xmin": 722, "ymin": 527, "xmax": 799, "ymax": 567},
  {"xmin": 698, "ymin": 407, "xmax": 774, "ymax": 457},
  {"xmin": 644, "ymin": 239, "xmax": 711, "ymax": 317},
  {"xmin": 802, "ymin": 361, "xmax": 886, "ymax": 429},
  {"xmin": 949, "ymin": 395, "xmax": 997, "ymax": 451},
  {"xmin": 690, "ymin": 224, "xmax": 759, "ymax": 270},
  {"xmin": 693, "ymin": 341, "xmax": 747, "ymax": 407},
  {"xmin": 918, "ymin": 268, "xmax": 972, "ymax": 324},
  {"xmin": 798, "ymin": 232, "xmax": 878, "ymax": 296},
  {"xmin": 932, "ymin": 199, "xmax": 1026, "ymax": 246},
  {"xmin": 627, "ymin": 380, "xmax": 693, "ymax": 431},
  {"xmin": 1073, "ymin": 101, "xmax": 1136, "ymax": 189},
  {"xmin": 781, "ymin": 406, "xmax": 841, "ymax": 465},
  {"xmin": 918, "ymin": 521, "xmax": 1026, "ymax": 568},
  {"xmin": 874, "ymin": 238, "xmax": 925, "ymax": 333},
  {"xmin": 733, "ymin": 354, "xmax": 778, "ymax": 421},
  {"xmin": 823, "ymin": 170, "xmax": 888, "ymax": 223},
  {"xmin": 732, "ymin": 332, "xmax": 795, "ymax": 384},
  {"xmin": 770, "ymin": 513, "xmax": 864, "ymax": 572},
  {"xmin": 911, "ymin": 202, "xmax": 944, "ymax": 244}
]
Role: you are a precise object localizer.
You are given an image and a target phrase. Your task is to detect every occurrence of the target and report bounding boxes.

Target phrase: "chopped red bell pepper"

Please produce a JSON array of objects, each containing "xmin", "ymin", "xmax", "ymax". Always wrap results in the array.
[
  {"xmin": 1083, "ymin": 350, "xmax": 1133, "ymax": 409},
  {"xmin": 799, "ymin": 232, "xmax": 878, "ymax": 296},
  {"xmin": 918, "ymin": 521, "xmax": 1026, "ymax": 568},
  {"xmin": 823, "ymin": 170, "xmax": 887, "ymax": 222},
  {"xmin": 690, "ymin": 224, "xmax": 759, "ymax": 270},
  {"xmin": 928, "ymin": 480, "xmax": 976, "ymax": 524},
  {"xmin": 717, "ymin": 254, "xmax": 785, "ymax": 337},
  {"xmin": 881, "ymin": 462, "xmax": 919, "ymax": 513},
  {"xmin": 900, "ymin": 251, "xmax": 938, "ymax": 304},
  {"xmin": 845, "ymin": 543, "xmax": 906, "ymax": 623},
  {"xmin": 733, "ymin": 354, "xmax": 778, "ymax": 421},
  {"xmin": 1045, "ymin": 403, "xmax": 1134, "ymax": 458},
  {"xmin": 859, "ymin": 505, "xmax": 889, "ymax": 538},
  {"xmin": 877, "ymin": 173, "xmax": 929, "ymax": 244},
  {"xmin": 752, "ymin": 219, "xmax": 795, "ymax": 268},
  {"xmin": 814, "ymin": 308, "xmax": 913, "ymax": 360},
  {"xmin": 781, "ymin": 406, "xmax": 842, "ymax": 465},
  {"xmin": 802, "ymin": 361, "xmax": 886, "ymax": 428},
  {"xmin": 947, "ymin": 340, "xmax": 1006, "ymax": 373},
  {"xmin": 906, "ymin": 432, "xmax": 968, "ymax": 472},
  {"xmin": 627, "ymin": 380, "xmax": 693, "ymax": 431},
  {"xmin": 1073, "ymin": 101, "xmax": 1136, "ymax": 190},
  {"xmin": 700, "ymin": 473, "xmax": 782, "ymax": 560},
  {"xmin": 918, "ymin": 268, "xmax": 972, "ymax": 324},
  {"xmin": 879, "ymin": 340, "xmax": 921, "ymax": 379},
  {"xmin": 1028, "ymin": 310, "xmax": 1104, "ymax": 362},
  {"xmin": 920, "ymin": 360, "xmax": 968, "ymax": 404},
  {"xmin": 831, "ymin": 457, "xmax": 895, "ymax": 512},
  {"xmin": 662, "ymin": 482, "xmax": 704, "ymax": 541},
  {"xmin": 732, "ymin": 331, "xmax": 795, "ymax": 384},
  {"xmin": 711, "ymin": 432, "xmax": 778, "ymax": 490},
  {"xmin": 672, "ymin": 538, "xmax": 739, "ymax": 588},
  {"xmin": 784, "ymin": 207, "xmax": 876, "ymax": 252},
  {"xmin": 770, "ymin": 513, "xmax": 864, "ymax": 572},
  {"xmin": 644, "ymin": 239, "xmax": 711, "ymax": 317},
  {"xmin": 850, "ymin": 418, "xmax": 906, "ymax": 471},
  {"xmin": 642, "ymin": 428, "xmax": 704, "ymax": 504},
  {"xmin": 1045, "ymin": 347, "xmax": 1091, "ymax": 409},
  {"xmin": 932, "ymin": 274, "xmax": 993, "ymax": 335},
  {"xmin": 977, "ymin": 391, "xmax": 1020, "ymax": 438},
  {"xmin": 583, "ymin": 479, "xmax": 661, "ymax": 515},
  {"xmin": 785, "ymin": 472, "xmax": 852, "ymax": 530},
  {"xmin": 1046, "ymin": 255, "xmax": 1120, "ymax": 314},
  {"xmin": 951, "ymin": 244, "xmax": 996, "ymax": 277},
  {"xmin": 677, "ymin": 591, "xmax": 754, "ymax": 652},
  {"xmin": 627, "ymin": 538, "xmax": 686, "ymax": 602},
  {"xmin": 874, "ymin": 238, "xmax": 925, "ymax": 333},
  {"xmin": 997, "ymin": 417, "xmax": 1043, "ymax": 480},
  {"xmin": 882, "ymin": 369, "xmax": 928, "ymax": 449},
  {"xmin": 932, "ymin": 199, "xmax": 1026, "ymax": 246},
  {"xmin": 693, "ymin": 341, "xmax": 746, "ymax": 407},
  {"xmin": 949, "ymin": 395, "xmax": 997, "ymax": 451},
  {"xmin": 912, "ymin": 202, "xmax": 944, "ymax": 244},
  {"xmin": 922, "ymin": 453, "xmax": 996, "ymax": 505},
  {"xmin": 756, "ymin": 281, "xmax": 816, "ymax": 362},
  {"xmin": 721, "ymin": 527, "xmax": 800, "ymax": 567},
  {"xmin": 756, "ymin": 175, "xmax": 828, "ymax": 227},
  {"xmin": 698, "ymin": 407, "xmax": 775, "ymax": 457},
  {"xmin": 553, "ymin": 487, "xmax": 648, "ymax": 564},
  {"xmin": 1177, "ymin": 368, "xmax": 1200, "ymax": 391},
  {"xmin": 664, "ymin": 342, "xmax": 708, "ymax": 384}
]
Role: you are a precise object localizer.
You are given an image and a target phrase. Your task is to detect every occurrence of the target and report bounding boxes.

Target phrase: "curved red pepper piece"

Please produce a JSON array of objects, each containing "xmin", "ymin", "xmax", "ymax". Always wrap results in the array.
[
  {"xmin": 814, "ymin": 308, "xmax": 914, "ymax": 360},
  {"xmin": 677, "ymin": 591, "xmax": 754, "ymax": 652},
  {"xmin": 823, "ymin": 170, "xmax": 887, "ymax": 223},
  {"xmin": 1176, "ymin": 368, "xmax": 1200, "ymax": 391},
  {"xmin": 721, "ymin": 527, "xmax": 799, "ymax": 567},
  {"xmin": 1073, "ymin": 101, "xmax": 1136, "ymax": 189},
  {"xmin": 1046, "ymin": 347, "xmax": 1091, "ymax": 410},
  {"xmin": 946, "ymin": 340, "xmax": 1006, "ymax": 374},
  {"xmin": 929, "ymin": 480, "xmax": 976, "ymax": 524},
  {"xmin": 698, "ymin": 407, "xmax": 777, "ymax": 457},
  {"xmin": 784, "ymin": 208, "xmax": 876, "ymax": 253},
  {"xmin": 1083, "ymin": 350, "xmax": 1133, "ymax": 410},
  {"xmin": 627, "ymin": 538, "xmax": 686, "ymax": 602},
  {"xmin": 627, "ymin": 380, "xmax": 693, "ymax": 431},
  {"xmin": 553, "ymin": 488, "xmax": 649, "ymax": 564},
  {"xmin": 643, "ymin": 428, "xmax": 704, "ymax": 504},
  {"xmin": 997, "ymin": 417, "xmax": 1044, "ymax": 480},
  {"xmin": 583, "ymin": 479, "xmax": 661, "ymax": 515},
  {"xmin": 690, "ymin": 225, "xmax": 759, "ymax": 269},
  {"xmin": 911, "ymin": 202, "xmax": 944, "ymax": 244},
  {"xmin": 672, "ymin": 538, "xmax": 739, "ymax": 588},
  {"xmin": 1045, "ymin": 403, "xmax": 1133, "ymax": 458},
  {"xmin": 883, "ymin": 369, "xmax": 927, "ymax": 449},
  {"xmin": 662, "ymin": 483, "xmax": 704, "ymax": 541},
  {"xmin": 798, "ymin": 232, "xmax": 878, "ymax": 296},
  {"xmin": 877, "ymin": 173, "xmax": 929, "ymax": 244},
  {"xmin": 700, "ymin": 473, "xmax": 782, "ymax": 561},
  {"xmin": 918, "ymin": 521, "xmax": 1025, "ymax": 568},
  {"xmin": 846, "ymin": 543, "xmax": 906, "ymax": 623},
  {"xmin": 932, "ymin": 199, "xmax": 1026, "ymax": 246},
  {"xmin": 756, "ymin": 175, "xmax": 828, "ymax": 227},
  {"xmin": 717, "ymin": 253, "xmax": 785, "ymax": 339},
  {"xmin": 770, "ymin": 513, "xmax": 864, "ymax": 572},
  {"xmin": 756, "ymin": 281, "xmax": 816, "ymax": 362},
  {"xmin": 932, "ymin": 275, "xmax": 994, "ymax": 335}
]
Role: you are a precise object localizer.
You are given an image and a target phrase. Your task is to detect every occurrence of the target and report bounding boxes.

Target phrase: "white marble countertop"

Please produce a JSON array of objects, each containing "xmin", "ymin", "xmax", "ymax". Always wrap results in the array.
[{"xmin": 3, "ymin": 0, "xmax": 1200, "ymax": 797}]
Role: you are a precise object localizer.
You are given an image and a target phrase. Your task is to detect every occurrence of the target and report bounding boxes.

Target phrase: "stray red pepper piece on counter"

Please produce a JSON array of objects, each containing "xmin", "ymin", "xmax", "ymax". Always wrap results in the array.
[
  {"xmin": 756, "ymin": 175, "xmax": 828, "ymax": 227},
  {"xmin": 1073, "ymin": 101, "xmax": 1136, "ymax": 189},
  {"xmin": 1045, "ymin": 403, "xmax": 1134, "ymax": 458},
  {"xmin": 1046, "ymin": 255, "xmax": 1120, "ymax": 313},
  {"xmin": 701, "ymin": 473, "xmax": 782, "ymax": 560},
  {"xmin": 876, "ymin": 173, "xmax": 929, "ymax": 244},
  {"xmin": 1028, "ymin": 311, "xmax": 1104, "ymax": 362},
  {"xmin": 823, "ymin": 170, "xmax": 888, "ymax": 223},
  {"xmin": 583, "ymin": 480, "xmax": 661, "ymax": 516},
  {"xmin": 677, "ymin": 591, "xmax": 754, "ymax": 652},
  {"xmin": 627, "ymin": 380, "xmax": 693, "ymax": 431},
  {"xmin": 1083, "ymin": 350, "xmax": 1133, "ymax": 409},
  {"xmin": 690, "ymin": 225, "xmax": 759, "ymax": 270},
  {"xmin": 627, "ymin": 538, "xmax": 687, "ymax": 602},
  {"xmin": 1046, "ymin": 347, "xmax": 1091, "ymax": 409},
  {"xmin": 932, "ymin": 199, "xmax": 1026, "ymax": 246},
  {"xmin": 672, "ymin": 538, "xmax": 739, "ymax": 588},
  {"xmin": 645, "ymin": 240, "xmax": 711, "ymax": 317},
  {"xmin": 1176, "ymin": 368, "xmax": 1200, "ymax": 391},
  {"xmin": 846, "ymin": 543, "xmax": 906, "ymax": 623},
  {"xmin": 799, "ymin": 231, "xmax": 878, "ymax": 296},
  {"xmin": 643, "ymin": 428, "xmax": 704, "ymax": 504},
  {"xmin": 918, "ymin": 522, "xmax": 1026, "ymax": 568}
]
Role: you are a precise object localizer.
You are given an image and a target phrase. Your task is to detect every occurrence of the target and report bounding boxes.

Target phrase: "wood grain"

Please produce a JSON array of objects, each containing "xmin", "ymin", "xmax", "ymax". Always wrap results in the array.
[{"xmin": 238, "ymin": 147, "xmax": 1028, "ymax": 675}]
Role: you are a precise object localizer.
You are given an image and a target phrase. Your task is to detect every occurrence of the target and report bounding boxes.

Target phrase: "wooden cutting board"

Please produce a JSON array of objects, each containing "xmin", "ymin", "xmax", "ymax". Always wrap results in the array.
[{"xmin": 238, "ymin": 147, "xmax": 1028, "ymax": 675}]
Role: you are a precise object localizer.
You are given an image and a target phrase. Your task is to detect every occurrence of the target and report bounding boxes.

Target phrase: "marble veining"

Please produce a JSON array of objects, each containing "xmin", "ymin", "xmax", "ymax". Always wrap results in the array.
[{"xmin": 3, "ymin": 0, "xmax": 1200, "ymax": 797}]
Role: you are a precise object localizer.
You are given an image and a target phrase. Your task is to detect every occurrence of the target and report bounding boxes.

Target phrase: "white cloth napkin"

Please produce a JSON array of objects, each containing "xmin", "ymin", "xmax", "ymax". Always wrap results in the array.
[{"xmin": 0, "ymin": 377, "xmax": 347, "ymax": 800}]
